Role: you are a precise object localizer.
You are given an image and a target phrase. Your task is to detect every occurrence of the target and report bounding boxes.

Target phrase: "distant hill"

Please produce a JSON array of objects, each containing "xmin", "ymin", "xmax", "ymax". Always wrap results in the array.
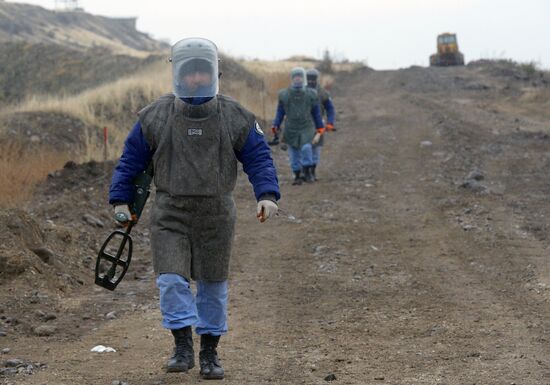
[
  {"xmin": 0, "ymin": 1, "xmax": 271, "ymax": 159},
  {"xmin": 0, "ymin": 1, "xmax": 167, "ymax": 55},
  {"xmin": 0, "ymin": 2, "xmax": 170, "ymax": 104},
  {"xmin": 0, "ymin": 41, "xmax": 163, "ymax": 103}
]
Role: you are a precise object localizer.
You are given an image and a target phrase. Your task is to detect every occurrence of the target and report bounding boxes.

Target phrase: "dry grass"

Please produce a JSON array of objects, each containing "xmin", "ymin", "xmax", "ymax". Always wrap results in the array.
[
  {"xmin": 2, "ymin": 58, "xmax": 358, "ymax": 159},
  {"xmin": 58, "ymin": 27, "xmax": 158, "ymax": 58},
  {"xmin": 238, "ymin": 59, "xmax": 358, "ymax": 123},
  {"xmin": 0, "ymin": 60, "xmax": 172, "ymax": 207},
  {"xmin": 2, "ymin": 60, "xmax": 171, "ymax": 161},
  {"xmin": 0, "ymin": 57, "xmax": 361, "ymax": 207},
  {"xmin": 4, "ymin": 60, "xmax": 170, "ymax": 124},
  {"xmin": 0, "ymin": 139, "xmax": 72, "ymax": 208},
  {"xmin": 221, "ymin": 71, "xmax": 288, "ymax": 123},
  {"xmin": 240, "ymin": 59, "xmax": 361, "ymax": 106},
  {"xmin": 3, "ymin": 58, "xmax": 282, "ymax": 155},
  {"xmin": 241, "ymin": 59, "xmax": 362, "ymax": 77}
]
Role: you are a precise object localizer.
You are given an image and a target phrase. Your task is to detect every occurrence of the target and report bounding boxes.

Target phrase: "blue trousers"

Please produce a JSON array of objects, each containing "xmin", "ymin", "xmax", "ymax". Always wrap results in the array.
[
  {"xmin": 156, "ymin": 273, "xmax": 228, "ymax": 336},
  {"xmin": 288, "ymin": 143, "xmax": 314, "ymax": 172},
  {"xmin": 312, "ymin": 144, "xmax": 321, "ymax": 166}
]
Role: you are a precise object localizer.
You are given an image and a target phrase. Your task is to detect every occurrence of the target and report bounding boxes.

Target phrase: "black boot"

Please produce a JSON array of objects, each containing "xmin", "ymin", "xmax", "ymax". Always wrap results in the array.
[
  {"xmin": 166, "ymin": 326, "xmax": 195, "ymax": 373},
  {"xmin": 199, "ymin": 334, "xmax": 224, "ymax": 380},
  {"xmin": 303, "ymin": 166, "xmax": 314, "ymax": 183},
  {"xmin": 292, "ymin": 171, "xmax": 303, "ymax": 185}
]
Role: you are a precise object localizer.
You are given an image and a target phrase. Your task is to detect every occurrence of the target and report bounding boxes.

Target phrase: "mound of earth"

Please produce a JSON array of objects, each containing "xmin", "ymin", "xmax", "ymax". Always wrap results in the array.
[
  {"xmin": 0, "ymin": 205, "xmax": 90, "ymax": 337},
  {"xmin": 373, "ymin": 59, "xmax": 549, "ymax": 98},
  {"xmin": 0, "ymin": 161, "xmax": 120, "ymax": 288},
  {"xmin": 0, "ymin": 159, "xmax": 153, "ymax": 340},
  {"xmin": 468, "ymin": 59, "xmax": 549, "ymax": 86},
  {"xmin": 0, "ymin": 110, "xmax": 91, "ymax": 153},
  {"xmin": 220, "ymin": 54, "xmax": 264, "ymax": 89},
  {"xmin": 0, "ymin": 42, "xmax": 163, "ymax": 104},
  {"xmin": 0, "ymin": 209, "xmax": 46, "ymax": 280}
]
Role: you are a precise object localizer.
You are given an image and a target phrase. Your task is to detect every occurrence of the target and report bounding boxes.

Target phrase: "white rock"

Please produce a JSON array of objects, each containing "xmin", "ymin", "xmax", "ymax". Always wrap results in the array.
[
  {"xmin": 91, "ymin": 345, "xmax": 116, "ymax": 353},
  {"xmin": 105, "ymin": 311, "xmax": 117, "ymax": 320}
]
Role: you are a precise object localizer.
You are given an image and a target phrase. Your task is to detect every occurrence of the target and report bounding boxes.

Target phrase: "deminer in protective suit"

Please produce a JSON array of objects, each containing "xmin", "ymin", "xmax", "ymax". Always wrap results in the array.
[
  {"xmin": 271, "ymin": 67, "xmax": 325, "ymax": 185},
  {"xmin": 306, "ymin": 68, "xmax": 336, "ymax": 181},
  {"xmin": 109, "ymin": 37, "xmax": 280, "ymax": 380}
]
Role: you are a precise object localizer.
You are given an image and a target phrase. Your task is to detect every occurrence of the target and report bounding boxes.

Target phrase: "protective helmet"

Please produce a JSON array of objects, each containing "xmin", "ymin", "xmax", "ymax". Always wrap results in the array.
[
  {"xmin": 290, "ymin": 67, "xmax": 306, "ymax": 89},
  {"xmin": 171, "ymin": 37, "xmax": 219, "ymax": 98},
  {"xmin": 306, "ymin": 68, "xmax": 320, "ymax": 88}
]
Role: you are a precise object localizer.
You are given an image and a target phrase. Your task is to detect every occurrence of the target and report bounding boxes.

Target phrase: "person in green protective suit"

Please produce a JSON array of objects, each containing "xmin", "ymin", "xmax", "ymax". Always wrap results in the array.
[
  {"xmin": 109, "ymin": 37, "xmax": 281, "ymax": 380},
  {"xmin": 271, "ymin": 67, "xmax": 325, "ymax": 184},
  {"xmin": 306, "ymin": 68, "xmax": 337, "ymax": 181}
]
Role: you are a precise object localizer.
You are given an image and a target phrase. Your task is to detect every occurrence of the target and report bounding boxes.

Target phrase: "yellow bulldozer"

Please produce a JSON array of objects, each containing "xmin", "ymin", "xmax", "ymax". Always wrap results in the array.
[{"xmin": 429, "ymin": 33, "xmax": 465, "ymax": 66}]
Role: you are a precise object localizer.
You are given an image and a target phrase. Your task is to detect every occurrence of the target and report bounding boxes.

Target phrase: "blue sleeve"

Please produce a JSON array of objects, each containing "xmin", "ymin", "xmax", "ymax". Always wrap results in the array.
[
  {"xmin": 324, "ymin": 98, "xmax": 335, "ymax": 125},
  {"xmin": 235, "ymin": 124, "xmax": 281, "ymax": 201},
  {"xmin": 311, "ymin": 104, "xmax": 324, "ymax": 129},
  {"xmin": 109, "ymin": 120, "xmax": 153, "ymax": 204},
  {"xmin": 272, "ymin": 102, "xmax": 285, "ymax": 128}
]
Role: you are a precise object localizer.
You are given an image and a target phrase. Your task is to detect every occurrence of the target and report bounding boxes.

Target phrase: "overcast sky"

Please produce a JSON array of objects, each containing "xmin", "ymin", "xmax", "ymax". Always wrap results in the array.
[{"xmin": 7, "ymin": 0, "xmax": 550, "ymax": 69}]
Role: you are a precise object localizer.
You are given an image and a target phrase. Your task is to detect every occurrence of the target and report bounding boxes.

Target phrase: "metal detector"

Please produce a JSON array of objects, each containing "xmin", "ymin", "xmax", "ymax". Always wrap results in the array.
[{"xmin": 95, "ymin": 166, "xmax": 153, "ymax": 291}]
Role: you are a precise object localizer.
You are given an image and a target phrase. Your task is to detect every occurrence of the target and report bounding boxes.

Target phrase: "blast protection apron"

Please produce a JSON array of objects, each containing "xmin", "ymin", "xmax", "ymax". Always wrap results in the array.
[
  {"xmin": 315, "ymin": 86, "xmax": 331, "ymax": 147},
  {"xmin": 139, "ymin": 94, "xmax": 254, "ymax": 281},
  {"xmin": 279, "ymin": 87, "xmax": 318, "ymax": 149}
]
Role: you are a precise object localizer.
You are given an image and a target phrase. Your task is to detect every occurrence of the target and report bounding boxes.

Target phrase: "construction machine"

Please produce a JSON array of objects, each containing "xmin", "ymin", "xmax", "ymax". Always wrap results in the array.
[{"xmin": 429, "ymin": 33, "xmax": 465, "ymax": 66}]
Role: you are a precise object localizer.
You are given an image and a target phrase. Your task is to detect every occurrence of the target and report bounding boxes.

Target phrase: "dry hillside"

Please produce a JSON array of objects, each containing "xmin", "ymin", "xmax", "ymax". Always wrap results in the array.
[
  {"xmin": 0, "ymin": 1, "xmax": 166, "ymax": 54},
  {"xmin": 0, "ymin": 2, "xmax": 169, "ymax": 105},
  {"xmin": 0, "ymin": 3, "xmax": 306, "ymax": 207},
  {"xmin": 0, "ymin": 42, "xmax": 163, "ymax": 104}
]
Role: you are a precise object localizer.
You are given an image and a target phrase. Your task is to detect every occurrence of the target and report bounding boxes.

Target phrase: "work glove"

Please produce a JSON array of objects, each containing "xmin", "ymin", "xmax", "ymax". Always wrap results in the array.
[
  {"xmin": 312, "ymin": 132, "xmax": 322, "ymax": 145},
  {"xmin": 257, "ymin": 200, "xmax": 278, "ymax": 223},
  {"xmin": 113, "ymin": 204, "xmax": 132, "ymax": 224},
  {"xmin": 326, "ymin": 123, "xmax": 335, "ymax": 131}
]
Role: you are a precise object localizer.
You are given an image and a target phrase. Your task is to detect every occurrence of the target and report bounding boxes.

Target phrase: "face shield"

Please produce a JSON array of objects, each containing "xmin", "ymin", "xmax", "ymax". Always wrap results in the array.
[
  {"xmin": 306, "ymin": 68, "xmax": 320, "ymax": 88},
  {"xmin": 171, "ymin": 38, "xmax": 219, "ymax": 98},
  {"xmin": 290, "ymin": 67, "xmax": 306, "ymax": 90}
]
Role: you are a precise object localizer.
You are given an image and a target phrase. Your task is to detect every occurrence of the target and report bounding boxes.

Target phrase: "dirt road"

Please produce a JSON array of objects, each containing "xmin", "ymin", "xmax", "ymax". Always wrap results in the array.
[{"xmin": 3, "ymin": 63, "xmax": 550, "ymax": 384}]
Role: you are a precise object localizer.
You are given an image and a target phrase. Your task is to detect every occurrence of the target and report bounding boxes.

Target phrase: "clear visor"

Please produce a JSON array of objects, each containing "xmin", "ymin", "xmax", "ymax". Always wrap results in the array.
[
  {"xmin": 306, "ymin": 74, "xmax": 318, "ymax": 88},
  {"xmin": 173, "ymin": 58, "xmax": 219, "ymax": 98},
  {"xmin": 306, "ymin": 69, "xmax": 319, "ymax": 88},
  {"xmin": 290, "ymin": 67, "xmax": 306, "ymax": 89}
]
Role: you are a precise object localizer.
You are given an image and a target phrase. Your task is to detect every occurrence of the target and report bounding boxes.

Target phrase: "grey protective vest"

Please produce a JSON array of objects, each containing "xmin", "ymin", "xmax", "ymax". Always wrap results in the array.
[
  {"xmin": 316, "ymin": 86, "xmax": 330, "ymax": 117},
  {"xmin": 279, "ymin": 87, "xmax": 318, "ymax": 149},
  {"xmin": 139, "ymin": 94, "xmax": 253, "ymax": 197},
  {"xmin": 315, "ymin": 86, "xmax": 331, "ymax": 147},
  {"xmin": 137, "ymin": 94, "xmax": 255, "ymax": 280}
]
